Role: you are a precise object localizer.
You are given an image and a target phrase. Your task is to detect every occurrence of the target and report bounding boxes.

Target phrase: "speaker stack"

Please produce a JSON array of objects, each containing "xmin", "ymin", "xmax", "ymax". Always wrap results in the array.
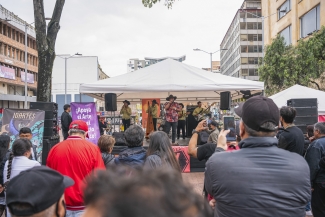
[
  {"xmin": 287, "ymin": 98, "xmax": 318, "ymax": 134},
  {"xmin": 30, "ymin": 102, "xmax": 60, "ymax": 165}
]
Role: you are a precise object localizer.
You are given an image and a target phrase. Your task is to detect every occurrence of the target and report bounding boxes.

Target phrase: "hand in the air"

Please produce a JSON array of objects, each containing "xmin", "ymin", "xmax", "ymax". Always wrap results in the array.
[
  {"xmin": 217, "ymin": 130, "xmax": 230, "ymax": 150},
  {"xmin": 195, "ymin": 120, "xmax": 208, "ymax": 132}
]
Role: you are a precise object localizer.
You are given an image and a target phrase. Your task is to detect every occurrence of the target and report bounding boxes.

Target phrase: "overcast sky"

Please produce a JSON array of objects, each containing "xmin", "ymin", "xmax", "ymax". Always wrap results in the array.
[{"xmin": 2, "ymin": 0, "xmax": 241, "ymax": 77}]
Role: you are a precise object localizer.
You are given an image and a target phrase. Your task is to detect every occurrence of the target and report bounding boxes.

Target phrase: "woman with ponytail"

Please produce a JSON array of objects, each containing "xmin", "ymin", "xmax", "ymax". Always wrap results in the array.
[
  {"xmin": 3, "ymin": 139, "xmax": 40, "ymax": 217},
  {"xmin": 0, "ymin": 135, "xmax": 10, "ymax": 216}
]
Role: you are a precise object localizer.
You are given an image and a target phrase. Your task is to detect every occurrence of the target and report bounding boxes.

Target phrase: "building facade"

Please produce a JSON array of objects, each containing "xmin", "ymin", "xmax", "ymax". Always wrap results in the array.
[
  {"xmin": 220, "ymin": 0, "xmax": 262, "ymax": 81},
  {"xmin": 0, "ymin": 5, "xmax": 38, "ymax": 108},
  {"xmin": 127, "ymin": 55, "xmax": 186, "ymax": 73},
  {"xmin": 263, "ymin": 0, "xmax": 324, "ymax": 46},
  {"xmin": 202, "ymin": 61, "xmax": 221, "ymax": 73},
  {"xmin": 51, "ymin": 56, "xmax": 109, "ymax": 115}
]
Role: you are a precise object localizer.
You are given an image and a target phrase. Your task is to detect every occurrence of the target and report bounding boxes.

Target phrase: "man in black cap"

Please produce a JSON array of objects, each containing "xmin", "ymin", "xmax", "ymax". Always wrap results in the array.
[
  {"xmin": 6, "ymin": 166, "xmax": 74, "ymax": 217},
  {"xmin": 120, "ymin": 100, "xmax": 132, "ymax": 131},
  {"xmin": 164, "ymin": 95, "xmax": 181, "ymax": 145},
  {"xmin": 203, "ymin": 96, "xmax": 310, "ymax": 217}
]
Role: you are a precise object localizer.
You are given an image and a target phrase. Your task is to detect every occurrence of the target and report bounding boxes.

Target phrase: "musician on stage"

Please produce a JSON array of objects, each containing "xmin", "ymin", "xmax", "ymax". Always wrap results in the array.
[
  {"xmin": 177, "ymin": 103, "xmax": 187, "ymax": 140},
  {"xmin": 164, "ymin": 95, "xmax": 181, "ymax": 145},
  {"xmin": 120, "ymin": 100, "xmax": 132, "ymax": 131},
  {"xmin": 148, "ymin": 99, "xmax": 159, "ymax": 131},
  {"xmin": 192, "ymin": 101, "xmax": 209, "ymax": 121}
]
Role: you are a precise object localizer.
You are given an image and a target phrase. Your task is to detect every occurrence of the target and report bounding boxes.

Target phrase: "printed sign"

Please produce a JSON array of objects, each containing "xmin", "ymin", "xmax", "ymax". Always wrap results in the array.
[
  {"xmin": 172, "ymin": 146, "xmax": 190, "ymax": 173},
  {"xmin": 21, "ymin": 71, "xmax": 35, "ymax": 84},
  {"xmin": 70, "ymin": 102, "xmax": 100, "ymax": 145},
  {"xmin": 0, "ymin": 109, "xmax": 45, "ymax": 163},
  {"xmin": 0, "ymin": 65, "xmax": 15, "ymax": 80}
]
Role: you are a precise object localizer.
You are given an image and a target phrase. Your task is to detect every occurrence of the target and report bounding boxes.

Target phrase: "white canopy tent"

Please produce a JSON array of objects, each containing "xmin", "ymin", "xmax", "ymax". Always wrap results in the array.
[
  {"xmin": 269, "ymin": 84, "xmax": 325, "ymax": 115},
  {"xmin": 80, "ymin": 59, "xmax": 264, "ymax": 103}
]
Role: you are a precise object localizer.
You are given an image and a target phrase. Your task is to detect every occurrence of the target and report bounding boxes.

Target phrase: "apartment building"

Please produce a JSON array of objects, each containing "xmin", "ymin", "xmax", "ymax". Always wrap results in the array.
[
  {"xmin": 263, "ymin": 0, "xmax": 324, "ymax": 46},
  {"xmin": 202, "ymin": 61, "xmax": 221, "ymax": 73},
  {"xmin": 220, "ymin": 0, "xmax": 262, "ymax": 81},
  {"xmin": 0, "ymin": 5, "xmax": 38, "ymax": 108},
  {"xmin": 127, "ymin": 55, "xmax": 186, "ymax": 73}
]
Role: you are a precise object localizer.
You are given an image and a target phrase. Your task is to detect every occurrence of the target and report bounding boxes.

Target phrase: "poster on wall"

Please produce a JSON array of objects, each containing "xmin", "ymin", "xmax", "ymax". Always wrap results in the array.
[
  {"xmin": 0, "ymin": 109, "xmax": 45, "ymax": 163},
  {"xmin": 141, "ymin": 98, "xmax": 161, "ymax": 128},
  {"xmin": 70, "ymin": 102, "xmax": 100, "ymax": 145}
]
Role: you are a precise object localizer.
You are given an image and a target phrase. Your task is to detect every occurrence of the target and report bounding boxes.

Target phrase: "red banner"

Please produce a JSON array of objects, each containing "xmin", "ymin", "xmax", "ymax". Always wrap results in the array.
[{"xmin": 172, "ymin": 146, "xmax": 190, "ymax": 173}]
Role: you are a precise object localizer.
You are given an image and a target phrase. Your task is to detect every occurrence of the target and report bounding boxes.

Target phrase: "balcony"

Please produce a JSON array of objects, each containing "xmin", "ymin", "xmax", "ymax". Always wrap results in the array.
[{"xmin": 0, "ymin": 76, "xmax": 37, "ymax": 89}]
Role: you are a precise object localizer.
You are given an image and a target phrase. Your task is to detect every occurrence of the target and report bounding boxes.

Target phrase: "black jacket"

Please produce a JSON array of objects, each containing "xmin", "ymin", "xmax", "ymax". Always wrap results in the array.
[
  {"xmin": 305, "ymin": 136, "xmax": 325, "ymax": 185},
  {"xmin": 205, "ymin": 137, "xmax": 310, "ymax": 217},
  {"xmin": 98, "ymin": 121, "xmax": 107, "ymax": 135},
  {"xmin": 101, "ymin": 152, "xmax": 115, "ymax": 168},
  {"xmin": 61, "ymin": 111, "xmax": 72, "ymax": 132},
  {"xmin": 278, "ymin": 126, "xmax": 305, "ymax": 156}
]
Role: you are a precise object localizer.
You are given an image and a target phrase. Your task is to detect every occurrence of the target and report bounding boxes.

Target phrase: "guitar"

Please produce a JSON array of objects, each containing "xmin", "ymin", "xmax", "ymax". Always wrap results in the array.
[{"xmin": 195, "ymin": 102, "xmax": 217, "ymax": 121}]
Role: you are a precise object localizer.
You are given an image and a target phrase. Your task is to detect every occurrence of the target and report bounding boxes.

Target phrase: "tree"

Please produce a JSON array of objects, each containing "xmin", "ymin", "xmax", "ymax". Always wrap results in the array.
[
  {"xmin": 259, "ymin": 27, "xmax": 325, "ymax": 96},
  {"xmin": 142, "ymin": 0, "xmax": 177, "ymax": 8},
  {"xmin": 33, "ymin": 0, "xmax": 65, "ymax": 102}
]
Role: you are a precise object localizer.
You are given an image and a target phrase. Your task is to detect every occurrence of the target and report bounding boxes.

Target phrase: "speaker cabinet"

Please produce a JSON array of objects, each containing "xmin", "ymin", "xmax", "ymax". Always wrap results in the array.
[
  {"xmin": 105, "ymin": 93, "xmax": 117, "ymax": 111},
  {"xmin": 220, "ymin": 91, "xmax": 231, "ymax": 110},
  {"xmin": 30, "ymin": 102, "xmax": 59, "ymax": 138},
  {"xmin": 287, "ymin": 98, "xmax": 317, "ymax": 108}
]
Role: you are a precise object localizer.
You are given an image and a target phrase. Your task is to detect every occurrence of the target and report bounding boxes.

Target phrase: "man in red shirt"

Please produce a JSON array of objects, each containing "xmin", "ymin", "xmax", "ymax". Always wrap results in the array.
[
  {"xmin": 164, "ymin": 95, "xmax": 181, "ymax": 145},
  {"xmin": 47, "ymin": 120, "xmax": 105, "ymax": 217}
]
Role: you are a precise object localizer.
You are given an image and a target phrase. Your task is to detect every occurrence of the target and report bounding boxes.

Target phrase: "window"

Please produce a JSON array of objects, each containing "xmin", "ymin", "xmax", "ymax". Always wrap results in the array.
[
  {"xmin": 279, "ymin": 25, "xmax": 291, "ymax": 45},
  {"xmin": 249, "ymin": 69, "xmax": 258, "ymax": 76},
  {"xmin": 241, "ymin": 69, "xmax": 248, "ymax": 76},
  {"xmin": 247, "ymin": 34, "xmax": 262, "ymax": 41},
  {"xmin": 278, "ymin": 0, "xmax": 290, "ymax": 19},
  {"xmin": 248, "ymin": 57, "xmax": 259, "ymax": 64},
  {"xmin": 247, "ymin": 22, "xmax": 262, "ymax": 29},
  {"xmin": 240, "ymin": 34, "xmax": 248, "ymax": 41},
  {"xmin": 240, "ymin": 22, "xmax": 246, "ymax": 29},
  {"xmin": 241, "ymin": 46, "xmax": 248, "ymax": 53},
  {"xmin": 248, "ymin": 45, "xmax": 262, "ymax": 53},
  {"xmin": 300, "ymin": 5, "xmax": 320, "ymax": 38},
  {"xmin": 241, "ymin": 58, "xmax": 248, "ymax": 64}
]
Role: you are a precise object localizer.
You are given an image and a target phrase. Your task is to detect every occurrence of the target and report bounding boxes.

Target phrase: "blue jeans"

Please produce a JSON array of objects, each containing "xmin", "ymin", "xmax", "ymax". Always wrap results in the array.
[
  {"xmin": 164, "ymin": 121, "xmax": 178, "ymax": 143},
  {"xmin": 306, "ymin": 201, "xmax": 311, "ymax": 211},
  {"xmin": 66, "ymin": 210, "xmax": 84, "ymax": 217}
]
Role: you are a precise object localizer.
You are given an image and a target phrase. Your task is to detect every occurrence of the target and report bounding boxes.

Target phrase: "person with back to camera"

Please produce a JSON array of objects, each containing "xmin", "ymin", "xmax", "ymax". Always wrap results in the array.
[
  {"xmin": 47, "ymin": 120, "xmax": 105, "ymax": 217},
  {"xmin": 3, "ymin": 139, "xmax": 41, "ymax": 217},
  {"xmin": 0, "ymin": 135, "xmax": 10, "ymax": 216},
  {"xmin": 61, "ymin": 104, "xmax": 72, "ymax": 140},
  {"xmin": 305, "ymin": 122, "xmax": 325, "ymax": 217},
  {"xmin": 18, "ymin": 127, "xmax": 37, "ymax": 160},
  {"xmin": 144, "ymin": 131, "xmax": 181, "ymax": 172},
  {"xmin": 114, "ymin": 125, "xmax": 147, "ymax": 167},
  {"xmin": 205, "ymin": 96, "xmax": 310, "ymax": 217},
  {"xmin": 98, "ymin": 135, "xmax": 116, "ymax": 168},
  {"xmin": 278, "ymin": 106, "xmax": 305, "ymax": 156},
  {"xmin": 5, "ymin": 166, "xmax": 74, "ymax": 217}
]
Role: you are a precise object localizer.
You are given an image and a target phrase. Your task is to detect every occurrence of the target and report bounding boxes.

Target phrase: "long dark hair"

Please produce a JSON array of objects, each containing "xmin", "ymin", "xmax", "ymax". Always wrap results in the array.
[
  {"xmin": 0, "ymin": 135, "xmax": 10, "ymax": 162},
  {"xmin": 7, "ymin": 139, "xmax": 32, "ymax": 180},
  {"xmin": 147, "ymin": 132, "xmax": 181, "ymax": 172}
]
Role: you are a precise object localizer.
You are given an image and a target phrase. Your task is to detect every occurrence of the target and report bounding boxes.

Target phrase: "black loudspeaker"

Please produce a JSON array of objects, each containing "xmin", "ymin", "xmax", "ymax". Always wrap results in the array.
[
  {"xmin": 287, "ymin": 98, "xmax": 318, "ymax": 134},
  {"xmin": 30, "ymin": 102, "xmax": 59, "ymax": 138},
  {"xmin": 287, "ymin": 98, "xmax": 317, "ymax": 108},
  {"xmin": 105, "ymin": 93, "xmax": 117, "ymax": 111},
  {"xmin": 220, "ymin": 91, "xmax": 231, "ymax": 110},
  {"xmin": 42, "ymin": 136, "xmax": 60, "ymax": 165}
]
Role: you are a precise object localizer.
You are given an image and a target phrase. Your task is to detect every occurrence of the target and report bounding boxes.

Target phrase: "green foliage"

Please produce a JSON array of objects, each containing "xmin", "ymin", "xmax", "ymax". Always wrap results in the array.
[
  {"xmin": 259, "ymin": 26, "xmax": 325, "ymax": 96},
  {"xmin": 142, "ymin": 0, "xmax": 177, "ymax": 9}
]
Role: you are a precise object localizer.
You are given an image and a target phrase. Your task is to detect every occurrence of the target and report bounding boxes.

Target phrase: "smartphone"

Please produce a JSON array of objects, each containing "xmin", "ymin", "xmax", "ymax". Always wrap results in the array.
[{"xmin": 223, "ymin": 116, "xmax": 236, "ymax": 141}]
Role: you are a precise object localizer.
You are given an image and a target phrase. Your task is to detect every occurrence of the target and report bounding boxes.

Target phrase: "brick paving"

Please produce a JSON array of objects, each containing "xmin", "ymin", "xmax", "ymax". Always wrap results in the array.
[{"xmin": 182, "ymin": 172, "xmax": 204, "ymax": 195}]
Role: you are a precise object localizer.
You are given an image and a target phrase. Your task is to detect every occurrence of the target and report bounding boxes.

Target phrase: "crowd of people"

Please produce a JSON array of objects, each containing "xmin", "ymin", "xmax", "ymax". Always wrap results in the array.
[{"xmin": 0, "ymin": 95, "xmax": 324, "ymax": 217}]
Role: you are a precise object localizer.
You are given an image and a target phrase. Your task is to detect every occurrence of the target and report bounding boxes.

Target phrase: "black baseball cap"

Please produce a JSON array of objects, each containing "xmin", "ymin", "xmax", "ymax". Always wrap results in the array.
[
  {"xmin": 6, "ymin": 166, "xmax": 74, "ymax": 216},
  {"xmin": 234, "ymin": 96, "xmax": 279, "ymax": 132}
]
